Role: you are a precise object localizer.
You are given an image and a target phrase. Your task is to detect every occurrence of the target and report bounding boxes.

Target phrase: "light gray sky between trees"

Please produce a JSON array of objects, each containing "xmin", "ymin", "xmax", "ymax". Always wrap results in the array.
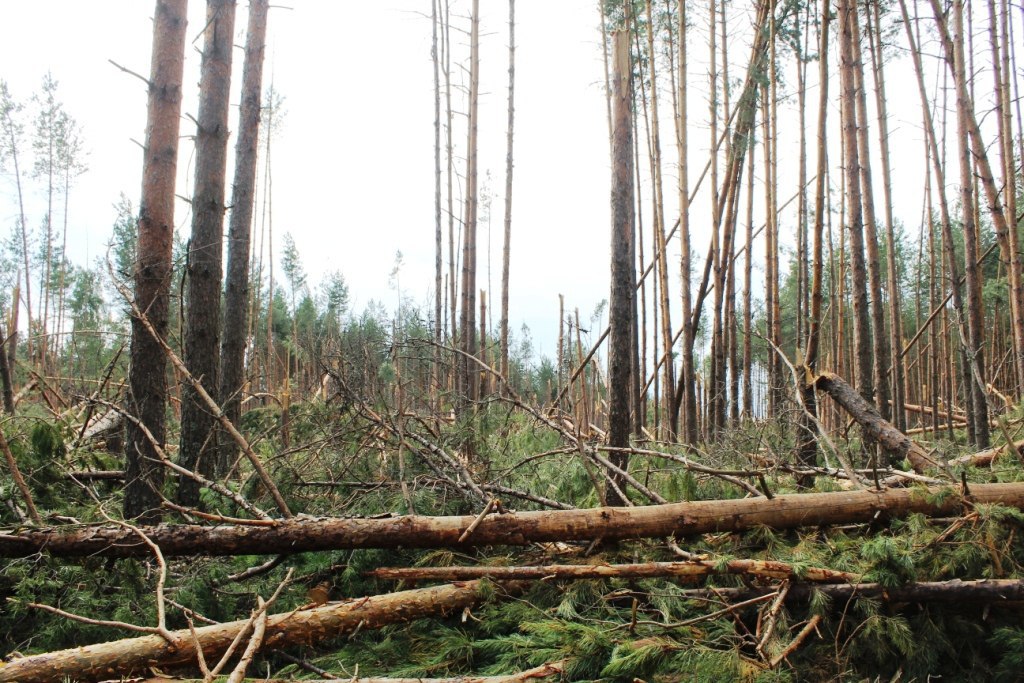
[{"xmin": 0, "ymin": 1, "xmax": 969, "ymax": 360}]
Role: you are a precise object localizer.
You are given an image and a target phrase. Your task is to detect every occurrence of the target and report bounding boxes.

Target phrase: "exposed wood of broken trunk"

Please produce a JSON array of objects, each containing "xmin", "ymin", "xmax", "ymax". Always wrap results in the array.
[
  {"xmin": 0, "ymin": 580, "xmax": 520, "ymax": 683},
  {"xmin": 815, "ymin": 372, "xmax": 941, "ymax": 472},
  {"xmin": 4, "ymin": 483, "xmax": 1023, "ymax": 558}
]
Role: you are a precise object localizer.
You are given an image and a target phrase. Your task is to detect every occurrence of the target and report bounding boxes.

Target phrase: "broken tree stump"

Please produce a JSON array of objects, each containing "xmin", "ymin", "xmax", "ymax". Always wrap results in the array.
[{"xmin": 815, "ymin": 372, "xmax": 943, "ymax": 473}]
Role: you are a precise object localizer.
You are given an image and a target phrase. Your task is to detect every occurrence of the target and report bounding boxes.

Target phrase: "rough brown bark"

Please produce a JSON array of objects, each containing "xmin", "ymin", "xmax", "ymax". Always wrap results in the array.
[
  {"xmin": 815, "ymin": 372, "xmax": 941, "ymax": 472},
  {"xmin": 178, "ymin": 0, "xmax": 237, "ymax": 508},
  {"xmin": 220, "ymin": 0, "xmax": 269, "ymax": 479},
  {"xmin": 367, "ymin": 559, "xmax": 857, "ymax": 583},
  {"xmin": 796, "ymin": 0, "xmax": 830, "ymax": 484},
  {"xmin": 850, "ymin": 8, "xmax": 891, "ymax": 425},
  {"xmin": 0, "ymin": 581, "xmax": 519, "ymax": 683},
  {"xmin": 838, "ymin": 0, "xmax": 873, "ymax": 406},
  {"xmin": 6, "ymin": 482, "xmax": 1024, "ymax": 558},
  {"xmin": 606, "ymin": 30, "xmax": 635, "ymax": 505},
  {"xmin": 0, "ymin": 319, "xmax": 14, "ymax": 414},
  {"xmin": 125, "ymin": 0, "xmax": 188, "ymax": 523}
]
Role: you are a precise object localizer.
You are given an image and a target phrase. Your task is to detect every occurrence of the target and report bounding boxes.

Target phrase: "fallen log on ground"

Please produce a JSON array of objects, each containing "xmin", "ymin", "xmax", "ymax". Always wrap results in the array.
[
  {"xmin": 0, "ymin": 580, "xmax": 522, "ymax": 683},
  {"xmin": 665, "ymin": 578, "xmax": 1024, "ymax": 604},
  {"xmin": 367, "ymin": 559, "xmax": 858, "ymax": 584},
  {"xmin": 952, "ymin": 438, "xmax": 1024, "ymax": 468},
  {"xmin": 1, "ymin": 482, "xmax": 1021, "ymax": 558},
  {"xmin": 138, "ymin": 660, "xmax": 566, "ymax": 683},
  {"xmin": 815, "ymin": 372, "xmax": 943, "ymax": 472}
]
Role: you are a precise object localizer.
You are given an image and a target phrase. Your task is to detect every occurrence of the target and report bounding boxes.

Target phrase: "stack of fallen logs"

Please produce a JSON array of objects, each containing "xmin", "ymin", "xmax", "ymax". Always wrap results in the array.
[
  {"xmin": 2, "ymin": 371, "xmax": 1023, "ymax": 681},
  {"xmin": 2, "ymin": 481, "xmax": 1024, "ymax": 682}
]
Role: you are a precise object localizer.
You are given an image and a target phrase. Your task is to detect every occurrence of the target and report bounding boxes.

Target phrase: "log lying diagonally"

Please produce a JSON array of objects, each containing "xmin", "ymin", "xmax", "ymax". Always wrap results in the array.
[
  {"xmin": 815, "ymin": 372, "xmax": 943, "ymax": 472},
  {"xmin": 0, "ymin": 580, "xmax": 523, "ymax": 683},
  {"xmin": 366, "ymin": 559, "xmax": 858, "ymax": 584},
  {"xmin": 1, "ymin": 483, "xmax": 1022, "ymax": 558}
]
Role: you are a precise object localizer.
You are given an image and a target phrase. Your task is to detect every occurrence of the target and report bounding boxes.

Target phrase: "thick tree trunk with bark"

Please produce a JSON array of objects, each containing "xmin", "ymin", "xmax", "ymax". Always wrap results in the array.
[
  {"xmin": 606, "ymin": 30, "xmax": 636, "ymax": 505},
  {"xmin": 125, "ymin": 0, "xmax": 189, "ymax": 523},
  {"xmin": 0, "ymin": 581, "xmax": 518, "ymax": 683},
  {"xmin": 6, "ymin": 483, "xmax": 1024, "ymax": 558},
  {"xmin": 838, "ymin": 0, "xmax": 873, "ymax": 405},
  {"xmin": 179, "ymin": 0, "xmax": 238, "ymax": 507},
  {"xmin": 797, "ymin": 0, "xmax": 830, "ymax": 485},
  {"xmin": 220, "ymin": 0, "xmax": 269, "ymax": 478}
]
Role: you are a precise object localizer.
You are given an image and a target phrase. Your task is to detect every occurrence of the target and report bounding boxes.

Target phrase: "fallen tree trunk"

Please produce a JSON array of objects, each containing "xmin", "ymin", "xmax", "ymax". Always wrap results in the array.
[
  {"xmin": 0, "ymin": 580, "xmax": 521, "ymax": 683},
  {"xmin": 139, "ymin": 660, "xmax": 566, "ymax": 683},
  {"xmin": 367, "ymin": 559, "xmax": 858, "ymax": 584},
  {"xmin": 816, "ymin": 372, "xmax": 942, "ymax": 472},
  {"xmin": 668, "ymin": 578, "xmax": 1024, "ymax": 604},
  {"xmin": 2, "ymin": 482, "xmax": 1021, "ymax": 559}
]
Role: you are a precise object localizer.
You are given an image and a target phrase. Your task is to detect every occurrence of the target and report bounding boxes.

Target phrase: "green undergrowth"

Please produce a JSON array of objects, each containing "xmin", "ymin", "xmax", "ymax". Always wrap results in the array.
[{"xmin": 1, "ymin": 404, "xmax": 1024, "ymax": 680}]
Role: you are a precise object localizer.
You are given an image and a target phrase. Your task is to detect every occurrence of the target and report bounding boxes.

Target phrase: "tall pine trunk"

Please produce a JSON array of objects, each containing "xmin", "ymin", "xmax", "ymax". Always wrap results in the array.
[
  {"xmin": 178, "ymin": 0, "xmax": 237, "ymax": 507},
  {"xmin": 125, "ymin": 0, "xmax": 189, "ymax": 522},
  {"xmin": 219, "ymin": 0, "xmax": 269, "ymax": 477},
  {"xmin": 607, "ymin": 30, "xmax": 636, "ymax": 506},
  {"xmin": 499, "ymin": 0, "xmax": 515, "ymax": 390}
]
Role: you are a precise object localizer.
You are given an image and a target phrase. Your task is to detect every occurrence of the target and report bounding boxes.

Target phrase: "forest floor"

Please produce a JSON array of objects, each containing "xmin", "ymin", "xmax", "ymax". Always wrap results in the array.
[{"xmin": 2, "ymin": 389, "xmax": 1024, "ymax": 682}]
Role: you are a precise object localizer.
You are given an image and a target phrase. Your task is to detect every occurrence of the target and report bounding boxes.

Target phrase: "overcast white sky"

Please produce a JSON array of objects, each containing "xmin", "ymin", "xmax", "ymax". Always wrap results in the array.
[
  {"xmin": 0, "ymin": 1, "xmax": 615, "ymax": 359},
  {"xmin": 0, "ymin": 1, "xmax": 1005, "ymax": 363}
]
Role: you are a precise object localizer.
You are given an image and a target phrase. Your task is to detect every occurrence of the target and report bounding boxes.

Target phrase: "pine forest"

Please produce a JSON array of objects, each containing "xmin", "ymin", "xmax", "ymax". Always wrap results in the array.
[{"xmin": 2, "ymin": 0, "xmax": 1024, "ymax": 680}]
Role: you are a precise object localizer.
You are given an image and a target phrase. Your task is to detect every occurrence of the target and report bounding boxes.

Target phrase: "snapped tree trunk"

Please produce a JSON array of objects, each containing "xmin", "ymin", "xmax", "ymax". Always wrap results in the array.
[
  {"xmin": 125, "ymin": 0, "xmax": 188, "ymax": 523},
  {"xmin": 6, "ymin": 482, "xmax": 1024, "ymax": 558},
  {"xmin": 0, "ymin": 581, "xmax": 520, "ymax": 683},
  {"xmin": 815, "ymin": 372, "xmax": 941, "ymax": 472}
]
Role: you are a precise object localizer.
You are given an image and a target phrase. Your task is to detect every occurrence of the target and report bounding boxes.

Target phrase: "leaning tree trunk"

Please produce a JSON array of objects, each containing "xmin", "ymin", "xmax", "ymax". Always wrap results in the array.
[
  {"xmin": 125, "ymin": 0, "xmax": 189, "ymax": 523},
  {"xmin": 606, "ymin": 29, "xmax": 636, "ymax": 506},
  {"xmin": 220, "ymin": 0, "xmax": 269, "ymax": 479}
]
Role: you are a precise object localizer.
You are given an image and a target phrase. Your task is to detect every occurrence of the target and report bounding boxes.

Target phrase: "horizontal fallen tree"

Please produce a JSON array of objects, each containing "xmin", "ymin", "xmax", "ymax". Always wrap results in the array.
[
  {"xmin": 367, "ymin": 559, "xmax": 858, "ymax": 584},
  {"xmin": 0, "ymin": 580, "xmax": 521, "ymax": 683},
  {"xmin": 2, "ymin": 482, "xmax": 1023, "ymax": 558},
  {"xmin": 139, "ymin": 660, "xmax": 566, "ymax": 683},
  {"xmin": 667, "ymin": 578, "xmax": 1024, "ymax": 604}
]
